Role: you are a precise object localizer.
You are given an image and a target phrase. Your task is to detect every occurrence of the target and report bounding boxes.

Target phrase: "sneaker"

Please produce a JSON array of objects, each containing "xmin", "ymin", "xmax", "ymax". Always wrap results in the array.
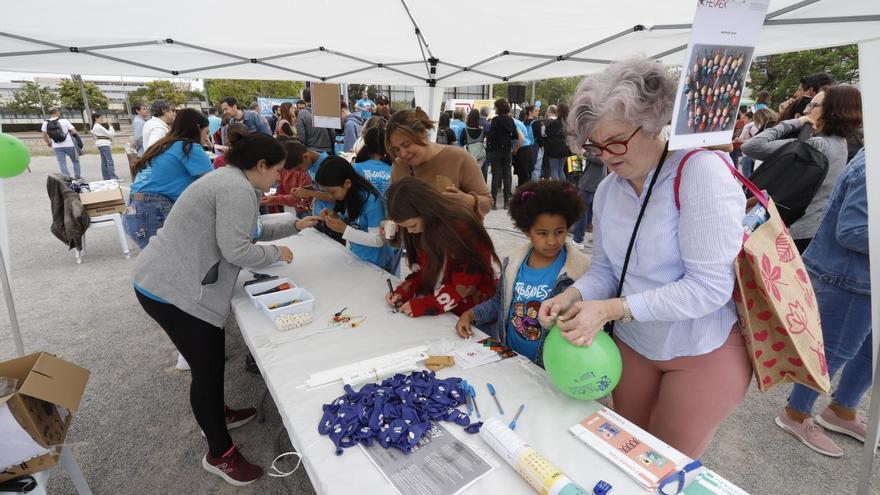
[
  {"xmin": 816, "ymin": 407, "xmax": 868, "ymax": 443},
  {"xmin": 201, "ymin": 405, "xmax": 257, "ymax": 437},
  {"xmin": 774, "ymin": 407, "xmax": 844, "ymax": 457},
  {"xmin": 572, "ymin": 242, "xmax": 586, "ymax": 252},
  {"xmin": 176, "ymin": 353, "xmax": 190, "ymax": 371},
  {"xmin": 202, "ymin": 445, "xmax": 263, "ymax": 486}
]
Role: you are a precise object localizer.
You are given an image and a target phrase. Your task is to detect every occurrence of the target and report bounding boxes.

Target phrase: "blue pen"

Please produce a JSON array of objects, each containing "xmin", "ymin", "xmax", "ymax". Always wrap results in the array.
[
  {"xmin": 461, "ymin": 380, "xmax": 473, "ymax": 415},
  {"xmin": 508, "ymin": 404, "xmax": 525, "ymax": 430},
  {"xmin": 468, "ymin": 385, "xmax": 481, "ymax": 419},
  {"xmin": 487, "ymin": 383, "xmax": 504, "ymax": 415}
]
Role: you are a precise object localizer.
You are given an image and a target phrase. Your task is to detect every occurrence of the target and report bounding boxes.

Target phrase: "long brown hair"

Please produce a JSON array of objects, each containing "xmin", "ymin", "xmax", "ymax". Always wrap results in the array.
[
  {"xmin": 819, "ymin": 85, "xmax": 862, "ymax": 138},
  {"xmin": 278, "ymin": 102, "xmax": 296, "ymax": 134},
  {"xmin": 386, "ymin": 177, "xmax": 499, "ymax": 294},
  {"xmin": 135, "ymin": 108, "xmax": 208, "ymax": 173},
  {"xmin": 384, "ymin": 107, "xmax": 433, "ymax": 160}
]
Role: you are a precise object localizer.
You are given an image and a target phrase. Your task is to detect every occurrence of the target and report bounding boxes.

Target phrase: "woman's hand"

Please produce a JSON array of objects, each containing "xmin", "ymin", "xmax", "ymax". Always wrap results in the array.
[
  {"xmin": 537, "ymin": 287, "xmax": 582, "ymax": 329},
  {"xmin": 442, "ymin": 185, "xmax": 474, "ymax": 208},
  {"xmin": 798, "ymin": 114, "xmax": 818, "ymax": 128},
  {"xmin": 278, "ymin": 246, "xmax": 294, "ymax": 263},
  {"xmin": 385, "ymin": 291, "xmax": 402, "ymax": 308},
  {"xmin": 556, "ymin": 299, "xmax": 623, "ymax": 346},
  {"xmin": 321, "ymin": 210, "xmax": 347, "ymax": 233},
  {"xmin": 295, "ymin": 216, "xmax": 322, "ymax": 230},
  {"xmin": 455, "ymin": 310, "xmax": 476, "ymax": 338},
  {"xmin": 293, "ymin": 187, "xmax": 311, "ymax": 199}
]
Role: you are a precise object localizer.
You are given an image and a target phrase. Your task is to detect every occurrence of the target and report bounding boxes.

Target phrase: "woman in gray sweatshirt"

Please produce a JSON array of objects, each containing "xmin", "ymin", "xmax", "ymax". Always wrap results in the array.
[
  {"xmin": 741, "ymin": 85, "xmax": 862, "ymax": 253},
  {"xmin": 132, "ymin": 132, "xmax": 319, "ymax": 486}
]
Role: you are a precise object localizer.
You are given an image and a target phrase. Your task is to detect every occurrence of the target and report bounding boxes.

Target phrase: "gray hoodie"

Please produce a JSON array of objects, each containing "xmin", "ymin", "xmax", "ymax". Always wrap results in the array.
[{"xmin": 132, "ymin": 166, "xmax": 299, "ymax": 327}]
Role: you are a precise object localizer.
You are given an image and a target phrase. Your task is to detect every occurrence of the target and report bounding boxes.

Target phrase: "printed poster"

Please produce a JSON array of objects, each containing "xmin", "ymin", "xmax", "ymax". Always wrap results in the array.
[{"xmin": 669, "ymin": 0, "xmax": 771, "ymax": 150}]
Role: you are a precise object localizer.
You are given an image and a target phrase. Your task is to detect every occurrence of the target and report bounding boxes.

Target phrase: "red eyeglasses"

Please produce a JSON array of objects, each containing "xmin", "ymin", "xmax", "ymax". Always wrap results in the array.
[{"xmin": 583, "ymin": 126, "xmax": 642, "ymax": 157}]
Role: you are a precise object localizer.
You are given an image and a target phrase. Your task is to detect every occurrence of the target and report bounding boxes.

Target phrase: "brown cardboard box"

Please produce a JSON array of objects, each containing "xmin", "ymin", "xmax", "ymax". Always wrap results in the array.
[
  {"xmin": 0, "ymin": 353, "xmax": 90, "ymax": 482},
  {"xmin": 80, "ymin": 187, "xmax": 125, "ymax": 218}
]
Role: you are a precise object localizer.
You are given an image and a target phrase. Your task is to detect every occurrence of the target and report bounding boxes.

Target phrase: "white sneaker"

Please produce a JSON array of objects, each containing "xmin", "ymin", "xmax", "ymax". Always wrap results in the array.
[
  {"xmin": 176, "ymin": 353, "xmax": 191, "ymax": 371},
  {"xmin": 573, "ymin": 242, "xmax": 586, "ymax": 252}
]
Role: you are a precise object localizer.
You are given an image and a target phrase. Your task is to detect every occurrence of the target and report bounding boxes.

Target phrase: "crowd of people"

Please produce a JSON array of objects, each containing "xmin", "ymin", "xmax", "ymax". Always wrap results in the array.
[{"xmin": 108, "ymin": 60, "xmax": 868, "ymax": 486}]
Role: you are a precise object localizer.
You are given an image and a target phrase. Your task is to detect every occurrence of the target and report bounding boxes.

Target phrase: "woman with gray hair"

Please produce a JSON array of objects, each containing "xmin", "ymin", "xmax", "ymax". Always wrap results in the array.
[{"xmin": 537, "ymin": 57, "xmax": 751, "ymax": 458}]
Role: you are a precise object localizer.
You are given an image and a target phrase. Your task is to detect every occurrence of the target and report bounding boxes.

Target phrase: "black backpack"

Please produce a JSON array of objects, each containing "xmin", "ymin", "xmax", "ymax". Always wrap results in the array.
[
  {"xmin": 45, "ymin": 118, "xmax": 68, "ymax": 143},
  {"xmin": 747, "ymin": 125, "xmax": 828, "ymax": 226}
]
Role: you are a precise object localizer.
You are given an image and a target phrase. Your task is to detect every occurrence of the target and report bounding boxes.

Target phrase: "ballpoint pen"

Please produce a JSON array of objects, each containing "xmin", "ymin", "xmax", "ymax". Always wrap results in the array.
[
  {"xmin": 468, "ymin": 384, "xmax": 481, "ymax": 419},
  {"xmin": 487, "ymin": 383, "xmax": 504, "ymax": 415},
  {"xmin": 509, "ymin": 404, "xmax": 525, "ymax": 430},
  {"xmin": 461, "ymin": 380, "xmax": 473, "ymax": 415}
]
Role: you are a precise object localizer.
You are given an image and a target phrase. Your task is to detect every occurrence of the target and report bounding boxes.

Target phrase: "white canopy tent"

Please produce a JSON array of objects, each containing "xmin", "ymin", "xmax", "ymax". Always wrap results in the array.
[{"xmin": 1, "ymin": 0, "xmax": 879, "ymax": 491}]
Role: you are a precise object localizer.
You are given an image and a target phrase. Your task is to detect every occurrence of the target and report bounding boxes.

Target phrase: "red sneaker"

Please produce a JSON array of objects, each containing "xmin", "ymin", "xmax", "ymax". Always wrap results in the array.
[
  {"xmin": 202, "ymin": 446, "xmax": 263, "ymax": 486},
  {"xmin": 201, "ymin": 405, "xmax": 256, "ymax": 437}
]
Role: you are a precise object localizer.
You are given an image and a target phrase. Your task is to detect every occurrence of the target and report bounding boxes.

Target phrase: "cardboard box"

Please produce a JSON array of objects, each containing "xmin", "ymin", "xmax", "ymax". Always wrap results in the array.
[
  {"xmin": 0, "ymin": 353, "xmax": 90, "ymax": 482},
  {"xmin": 80, "ymin": 187, "xmax": 126, "ymax": 218}
]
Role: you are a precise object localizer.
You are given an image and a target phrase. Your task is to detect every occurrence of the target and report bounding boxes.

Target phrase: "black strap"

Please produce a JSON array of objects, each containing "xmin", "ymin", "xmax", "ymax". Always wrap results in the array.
[{"xmin": 604, "ymin": 143, "xmax": 669, "ymax": 335}]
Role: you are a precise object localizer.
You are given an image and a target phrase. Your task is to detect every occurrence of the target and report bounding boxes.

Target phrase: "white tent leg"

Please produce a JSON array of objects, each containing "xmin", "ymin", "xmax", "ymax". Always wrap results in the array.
[
  {"xmin": 857, "ymin": 37, "xmax": 880, "ymax": 495},
  {"xmin": 0, "ymin": 120, "xmax": 24, "ymax": 357},
  {"xmin": 413, "ymin": 86, "xmax": 445, "ymax": 142}
]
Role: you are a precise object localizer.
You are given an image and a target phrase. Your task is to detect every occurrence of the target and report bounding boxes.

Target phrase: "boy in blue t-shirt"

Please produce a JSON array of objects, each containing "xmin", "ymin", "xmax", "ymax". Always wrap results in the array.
[{"xmin": 455, "ymin": 180, "xmax": 590, "ymax": 365}]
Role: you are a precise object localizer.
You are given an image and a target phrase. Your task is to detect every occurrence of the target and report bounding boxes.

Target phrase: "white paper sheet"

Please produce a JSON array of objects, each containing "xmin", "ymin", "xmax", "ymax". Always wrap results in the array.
[{"xmin": 0, "ymin": 404, "xmax": 51, "ymax": 471}]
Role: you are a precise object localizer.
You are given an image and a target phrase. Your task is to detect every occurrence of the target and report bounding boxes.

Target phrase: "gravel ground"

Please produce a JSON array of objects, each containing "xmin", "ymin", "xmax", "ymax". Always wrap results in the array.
[{"xmin": 0, "ymin": 153, "xmax": 877, "ymax": 494}]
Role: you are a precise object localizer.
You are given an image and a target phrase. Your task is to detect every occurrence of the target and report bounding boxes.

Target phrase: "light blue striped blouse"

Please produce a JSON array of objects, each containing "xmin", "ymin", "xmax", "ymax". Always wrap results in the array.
[{"xmin": 573, "ymin": 148, "xmax": 746, "ymax": 360}]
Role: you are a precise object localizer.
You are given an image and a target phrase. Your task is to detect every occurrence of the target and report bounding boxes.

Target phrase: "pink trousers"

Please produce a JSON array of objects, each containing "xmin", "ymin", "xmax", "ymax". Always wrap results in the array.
[{"xmin": 611, "ymin": 330, "xmax": 753, "ymax": 458}]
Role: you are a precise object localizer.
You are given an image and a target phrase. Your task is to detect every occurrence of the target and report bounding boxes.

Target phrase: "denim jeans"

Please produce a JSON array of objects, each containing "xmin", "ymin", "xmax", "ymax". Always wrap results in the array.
[
  {"xmin": 548, "ymin": 157, "xmax": 565, "ymax": 180},
  {"xmin": 532, "ymin": 148, "xmax": 544, "ymax": 181},
  {"xmin": 97, "ymin": 146, "xmax": 119, "ymax": 180},
  {"xmin": 740, "ymin": 156, "xmax": 754, "ymax": 179},
  {"xmin": 788, "ymin": 273, "xmax": 873, "ymax": 414},
  {"xmin": 487, "ymin": 149, "xmax": 513, "ymax": 204},
  {"xmin": 54, "ymin": 147, "xmax": 81, "ymax": 177},
  {"xmin": 123, "ymin": 193, "xmax": 175, "ymax": 249},
  {"xmin": 572, "ymin": 190, "xmax": 595, "ymax": 243}
]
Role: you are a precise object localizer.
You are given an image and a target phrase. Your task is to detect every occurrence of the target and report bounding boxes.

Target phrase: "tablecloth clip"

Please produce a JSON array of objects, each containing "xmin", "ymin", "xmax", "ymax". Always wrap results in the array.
[{"xmin": 268, "ymin": 451, "xmax": 304, "ymax": 478}]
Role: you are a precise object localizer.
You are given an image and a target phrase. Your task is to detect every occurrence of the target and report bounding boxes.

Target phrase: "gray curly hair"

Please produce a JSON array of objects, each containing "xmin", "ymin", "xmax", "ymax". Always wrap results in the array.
[{"xmin": 567, "ymin": 57, "xmax": 676, "ymax": 151}]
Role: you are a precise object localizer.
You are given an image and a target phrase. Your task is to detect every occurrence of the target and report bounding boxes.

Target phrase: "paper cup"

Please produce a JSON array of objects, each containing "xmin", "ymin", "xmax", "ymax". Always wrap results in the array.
[{"xmin": 382, "ymin": 220, "xmax": 398, "ymax": 239}]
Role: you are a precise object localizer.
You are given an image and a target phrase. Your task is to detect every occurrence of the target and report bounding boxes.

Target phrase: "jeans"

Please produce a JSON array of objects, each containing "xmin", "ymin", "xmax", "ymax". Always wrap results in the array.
[
  {"xmin": 54, "ymin": 147, "xmax": 81, "ymax": 178},
  {"xmin": 487, "ymin": 149, "xmax": 513, "ymax": 204},
  {"xmin": 572, "ymin": 190, "xmax": 595, "ymax": 243},
  {"xmin": 788, "ymin": 273, "xmax": 873, "ymax": 414},
  {"xmin": 532, "ymin": 148, "xmax": 544, "ymax": 181},
  {"xmin": 135, "ymin": 290, "xmax": 232, "ymax": 457},
  {"xmin": 123, "ymin": 193, "xmax": 175, "ymax": 249},
  {"xmin": 740, "ymin": 156, "xmax": 754, "ymax": 179},
  {"xmin": 548, "ymin": 157, "xmax": 565, "ymax": 180},
  {"xmin": 97, "ymin": 146, "xmax": 119, "ymax": 180}
]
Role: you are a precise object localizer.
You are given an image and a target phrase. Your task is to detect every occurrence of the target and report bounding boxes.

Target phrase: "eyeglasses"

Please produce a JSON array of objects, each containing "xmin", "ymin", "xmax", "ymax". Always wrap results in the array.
[
  {"xmin": 657, "ymin": 459, "xmax": 703, "ymax": 495},
  {"xmin": 805, "ymin": 101, "xmax": 822, "ymax": 111},
  {"xmin": 583, "ymin": 126, "xmax": 642, "ymax": 157}
]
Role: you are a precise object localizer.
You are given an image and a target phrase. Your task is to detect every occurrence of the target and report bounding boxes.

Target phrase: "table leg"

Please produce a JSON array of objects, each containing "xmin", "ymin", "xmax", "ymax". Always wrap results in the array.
[
  {"xmin": 257, "ymin": 387, "xmax": 269, "ymax": 424},
  {"xmin": 60, "ymin": 447, "xmax": 93, "ymax": 495}
]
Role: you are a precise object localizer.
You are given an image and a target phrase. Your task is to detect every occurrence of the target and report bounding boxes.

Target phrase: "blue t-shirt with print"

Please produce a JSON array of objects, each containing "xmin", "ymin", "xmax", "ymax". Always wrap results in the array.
[
  {"xmin": 514, "ymin": 119, "xmax": 532, "ymax": 147},
  {"xmin": 507, "ymin": 249, "xmax": 566, "ymax": 362},
  {"xmin": 354, "ymin": 160, "xmax": 392, "ymax": 197},
  {"xmin": 307, "ymin": 152, "xmax": 334, "ymax": 214},
  {"xmin": 130, "ymin": 141, "xmax": 213, "ymax": 201},
  {"xmin": 343, "ymin": 191, "xmax": 395, "ymax": 273}
]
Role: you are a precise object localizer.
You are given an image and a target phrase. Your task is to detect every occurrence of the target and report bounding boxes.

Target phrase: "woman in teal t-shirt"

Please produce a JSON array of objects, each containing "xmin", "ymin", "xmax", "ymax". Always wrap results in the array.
[{"xmin": 125, "ymin": 108, "xmax": 213, "ymax": 249}]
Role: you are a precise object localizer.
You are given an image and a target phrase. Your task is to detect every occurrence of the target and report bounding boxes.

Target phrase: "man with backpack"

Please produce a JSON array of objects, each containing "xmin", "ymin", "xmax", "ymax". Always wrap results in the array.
[{"xmin": 41, "ymin": 107, "xmax": 82, "ymax": 178}]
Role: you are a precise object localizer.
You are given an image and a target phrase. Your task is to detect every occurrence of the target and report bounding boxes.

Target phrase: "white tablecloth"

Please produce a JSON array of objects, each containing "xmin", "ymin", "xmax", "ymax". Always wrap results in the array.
[{"xmin": 231, "ymin": 229, "xmax": 680, "ymax": 494}]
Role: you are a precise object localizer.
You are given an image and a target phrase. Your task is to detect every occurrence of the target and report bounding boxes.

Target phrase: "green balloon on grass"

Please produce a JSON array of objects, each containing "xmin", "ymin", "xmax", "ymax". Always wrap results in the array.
[
  {"xmin": 0, "ymin": 133, "xmax": 30, "ymax": 178},
  {"xmin": 542, "ymin": 324, "xmax": 622, "ymax": 400}
]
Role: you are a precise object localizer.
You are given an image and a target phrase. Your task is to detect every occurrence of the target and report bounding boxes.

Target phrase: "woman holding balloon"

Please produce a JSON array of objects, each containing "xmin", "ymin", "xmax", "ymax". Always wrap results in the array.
[{"xmin": 538, "ymin": 57, "xmax": 751, "ymax": 458}]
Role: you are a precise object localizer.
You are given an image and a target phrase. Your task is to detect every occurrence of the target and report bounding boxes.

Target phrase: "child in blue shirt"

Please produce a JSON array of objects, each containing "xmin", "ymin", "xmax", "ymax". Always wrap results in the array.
[
  {"xmin": 353, "ymin": 126, "xmax": 392, "ymax": 197},
  {"xmin": 315, "ymin": 156, "xmax": 396, "ymax": 273},
  {"xmin": 455, "ymin": 180, "xmax": 590, "ymax": 365}
]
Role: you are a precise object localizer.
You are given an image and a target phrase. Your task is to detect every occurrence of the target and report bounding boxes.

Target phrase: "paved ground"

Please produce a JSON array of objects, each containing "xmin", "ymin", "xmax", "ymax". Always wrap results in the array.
[{"xmin": 0, "ymin": 154, "xmax": 877, "ymax": 494}]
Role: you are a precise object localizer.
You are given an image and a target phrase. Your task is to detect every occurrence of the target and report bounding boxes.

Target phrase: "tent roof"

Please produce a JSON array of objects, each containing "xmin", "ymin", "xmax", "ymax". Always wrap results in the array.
[{"xmin": 1, "ymin": 0, "xmax": 878, "ymax": 86}]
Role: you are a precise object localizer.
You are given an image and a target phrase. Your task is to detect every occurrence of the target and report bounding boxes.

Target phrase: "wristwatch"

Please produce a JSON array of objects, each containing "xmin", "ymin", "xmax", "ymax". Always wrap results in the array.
[{"xmin": 618, "ymin": 297, "xmax": 634, "ymax": 323}]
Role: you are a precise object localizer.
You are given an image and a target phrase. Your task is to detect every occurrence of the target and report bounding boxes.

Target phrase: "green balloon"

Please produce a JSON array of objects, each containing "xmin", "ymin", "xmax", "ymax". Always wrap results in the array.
[
  {"xmin": 542, "ymin": 324, "xmax": 622, "ymax": 400},
  {"xmin": 0, "ymin": 133, "xmax": 30, "ymax": 179}
]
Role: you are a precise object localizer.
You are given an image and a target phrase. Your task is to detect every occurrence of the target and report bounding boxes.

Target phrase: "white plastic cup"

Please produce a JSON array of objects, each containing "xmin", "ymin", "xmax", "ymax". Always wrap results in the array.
[{"xmin": 382, "ymin": 220, "xmax": 398, "ymax": 239}]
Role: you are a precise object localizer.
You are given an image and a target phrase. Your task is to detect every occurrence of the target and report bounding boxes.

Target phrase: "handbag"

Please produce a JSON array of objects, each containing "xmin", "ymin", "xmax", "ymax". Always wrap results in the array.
[{"xmin": 674, "ymin": 149, "xmax": 830, "ymax": 394}]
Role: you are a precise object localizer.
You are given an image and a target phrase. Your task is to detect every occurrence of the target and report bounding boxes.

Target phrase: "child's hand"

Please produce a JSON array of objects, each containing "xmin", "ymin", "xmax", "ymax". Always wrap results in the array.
[
  {"xmin": 324, "ymin": 214, "xmax": 347, "ymax": 234},
  {"xmin": 295, "ymin": 216, "xmax": 322, "ymax": 230},
  {"xmin": 293, "ymin": 187, "xmax": 310, "ymax": 199},
  {"xmin": 278, "ymin": 246, "xmax": 294, "ymax": 263},
  {"xmin": 385, "ymin": 291, "xmax": 402, "ymax": 308},
  {"xmin": 399, "ymin": 301, "xmax": 413, "ymax": 317},
  {"xmin": 455, "ymin": 310, "xmax": 475, "ymax": 339}
]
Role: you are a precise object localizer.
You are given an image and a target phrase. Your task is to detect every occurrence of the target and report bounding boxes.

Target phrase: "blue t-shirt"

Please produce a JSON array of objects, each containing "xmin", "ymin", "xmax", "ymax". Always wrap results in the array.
[
  {"xmin": 507, "ymin": 249, "xmax": 566, "ymax": 362},
  {"xmin": 354, "ymin": 160, "xmax": 392, "ymax": 197},
  {"xmin": 344, "ymin": 191, "xmax": 396, "ymax": 273},
  {"xmin": 450, "ymin": 119, "xmax": 466, "ymax": 144},
  {"xmin": 514, "ymin": 119, "xmax": 532, "ymax": 147},
  {"xmin": 208, "ymin": 115, "xmax": 222, "ymax": 136},
  {"xmin": 130, "ymin": 141, "xmax": 213, "ymax": 201},
  {"xmin": 307, "ymin": 152, "xmax": 333, "ymax": 214},
  {"xmin": 356, "ymin": 98, "xmax": 375, "ymax": 119}
]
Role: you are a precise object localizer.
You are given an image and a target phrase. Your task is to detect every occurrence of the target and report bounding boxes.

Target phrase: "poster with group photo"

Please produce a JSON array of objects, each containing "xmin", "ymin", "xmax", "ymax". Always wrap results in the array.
[{"xmin": 668, "ymin": 0, "xmax": 771, "ymax": 150}]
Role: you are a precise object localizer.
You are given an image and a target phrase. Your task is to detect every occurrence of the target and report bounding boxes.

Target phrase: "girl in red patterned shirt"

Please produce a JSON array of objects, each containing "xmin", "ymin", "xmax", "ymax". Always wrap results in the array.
[{"xmin": 385, "ymin": 177, "xmax": 499, "ymax": 317}]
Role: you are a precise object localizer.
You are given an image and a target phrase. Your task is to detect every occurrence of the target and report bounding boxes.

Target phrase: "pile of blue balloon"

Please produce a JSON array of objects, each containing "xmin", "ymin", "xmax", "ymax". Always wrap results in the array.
[{"xmin": 0, "ymin": 133, "xmax": 30, "ymax": 178}]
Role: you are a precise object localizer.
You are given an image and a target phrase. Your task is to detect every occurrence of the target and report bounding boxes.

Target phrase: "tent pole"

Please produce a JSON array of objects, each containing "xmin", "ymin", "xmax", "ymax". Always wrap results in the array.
[
  {"xmin": 856, "ymin": 36, "xmax": 880, "ymax": 495},
  {"xmin": 0, "ymin": 243, "xmax": 24, "ymax": 356},
  {"xmin": 73, "ymin": 75, "xmax": 92, "ymax": 127}
]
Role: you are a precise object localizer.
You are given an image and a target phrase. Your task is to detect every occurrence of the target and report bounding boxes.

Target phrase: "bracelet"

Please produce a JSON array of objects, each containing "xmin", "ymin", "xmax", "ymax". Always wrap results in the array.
[{"xmin": 618, "ymin": 297, "xmax": 634, "ymax": 323}]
